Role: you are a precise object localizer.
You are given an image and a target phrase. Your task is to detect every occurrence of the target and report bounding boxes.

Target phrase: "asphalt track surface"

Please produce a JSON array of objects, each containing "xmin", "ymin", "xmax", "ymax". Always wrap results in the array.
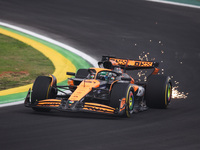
[{"xmin": 0, "ymin": 0, "xmax": 200, "ymax": 149}]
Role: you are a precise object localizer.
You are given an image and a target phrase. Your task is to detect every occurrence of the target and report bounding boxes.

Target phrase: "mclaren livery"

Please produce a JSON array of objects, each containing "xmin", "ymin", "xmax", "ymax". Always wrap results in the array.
[{"xmin": 24, "ymin": 56, "xmax": 172, "ymax": 117}]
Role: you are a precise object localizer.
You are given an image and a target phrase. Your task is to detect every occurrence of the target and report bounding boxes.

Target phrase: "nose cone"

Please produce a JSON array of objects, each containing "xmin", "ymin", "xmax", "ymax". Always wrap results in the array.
[{"xmin": 69, "ymin": 80, "xmax": 100, "ymax": 101}]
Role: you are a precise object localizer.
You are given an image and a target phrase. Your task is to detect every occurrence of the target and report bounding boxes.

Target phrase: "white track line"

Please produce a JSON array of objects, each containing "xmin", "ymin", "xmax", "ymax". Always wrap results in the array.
[
  {"xmin": 0, "ymin": 22, "xmax": 98, "ymax": 67},
  {"xmin": 147, "ymin": 0, "xmax": 200, "ymax": 9},
  {"xmin": 0, "ymin": 100, "xmax": 24, "ymax": 108},
  {"xmin": 0, "ymin": 21, "xmax": 98, "ymax": 107}
]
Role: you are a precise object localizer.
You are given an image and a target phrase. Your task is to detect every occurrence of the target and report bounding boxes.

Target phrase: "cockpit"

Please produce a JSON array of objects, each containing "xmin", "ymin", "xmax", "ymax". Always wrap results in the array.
[
  {"xmin": 96, "ymin": 71, "xmax": 117, "ymax": 81},
  {"xmin": 87, "ymin": 69, "xmax": 118, "ymax": 82}
]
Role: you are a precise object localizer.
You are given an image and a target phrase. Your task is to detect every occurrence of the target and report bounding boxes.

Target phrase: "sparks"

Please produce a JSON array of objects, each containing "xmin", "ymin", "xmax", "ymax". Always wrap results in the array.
[
  {"xmin": 172, "ymin": 86, "xmax": 188, "ymax": 99},
  {"xmin": 137, "ymin": 51, "xmax": 188, "ymax": 99}
]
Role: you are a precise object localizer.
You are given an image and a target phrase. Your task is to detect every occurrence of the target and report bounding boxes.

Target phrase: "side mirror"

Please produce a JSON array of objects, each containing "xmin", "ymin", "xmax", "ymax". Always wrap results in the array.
[
  {"xmin": 121, "ymin": 77, "xmax": 132, "ymax": 81},
  {"xmin": 66, "ymin": 72, "xmax": 75, "ymax": 76}
]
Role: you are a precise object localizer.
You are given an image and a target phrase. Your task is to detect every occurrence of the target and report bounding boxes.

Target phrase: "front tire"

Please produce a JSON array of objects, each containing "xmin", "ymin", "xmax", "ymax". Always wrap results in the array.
[
  {"xmin": 31, "ymin": 76, "xmax": 57, "ymax": 112},
  {"xmin": 110, "ymin": 83, "xmax": 135, "ymax": 117}
]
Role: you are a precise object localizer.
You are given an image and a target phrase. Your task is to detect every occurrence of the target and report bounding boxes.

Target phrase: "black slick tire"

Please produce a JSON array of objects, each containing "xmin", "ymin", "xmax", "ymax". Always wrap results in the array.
[
  {"xmin": 110, "ymin": 83, "xmax": 134, "ymax": 117},
  {"xmin": 146, "ymin": 75, "xmax": 172, "ymax": 109},
  {"xmin": 31, "ymin": 76, "xmax": 57, "ymax": 112}
]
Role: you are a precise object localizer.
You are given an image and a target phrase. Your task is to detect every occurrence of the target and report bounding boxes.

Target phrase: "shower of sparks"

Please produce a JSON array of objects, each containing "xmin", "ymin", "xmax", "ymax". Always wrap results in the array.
[
  {"xmin": 137, "ymin": 70, "xmax": 146, "ymax": 78},
  {"xmin": 172, "ymin": 81, "xmax": 188, "ymax": 99},
  {"xmin": 138, "ymin": 52, "xmax": 151, "ymax": 82},
  {"xmin": 172, "ymin": 86, "xmax": 188, "ymax": 99},
  {"xmin": 161, "ymin": 69, "xmax": 164, "ymax": 74},
  {"xmin": 139, "ymin": 52, "xmax": 149, "ymax": 61},
  {"xmin": 137, "ymin": 51, "xmax": 188, "ymax": 99}
]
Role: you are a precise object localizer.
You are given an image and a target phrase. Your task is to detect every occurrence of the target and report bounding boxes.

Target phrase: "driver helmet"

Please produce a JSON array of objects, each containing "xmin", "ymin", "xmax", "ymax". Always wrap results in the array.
[{"xmin": 99, "ymin": 71, "xmax": 109, "ymax": 80}]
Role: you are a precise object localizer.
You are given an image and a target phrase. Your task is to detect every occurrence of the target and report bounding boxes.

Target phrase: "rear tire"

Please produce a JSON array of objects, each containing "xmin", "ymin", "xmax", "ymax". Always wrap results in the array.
[
  {"xmin": 146, "ymin": 75, "xmax": 172, "ymax": 109},
  {"xmin": 31, "ymin": 76, "xmax": 57, "ymax": 112}
]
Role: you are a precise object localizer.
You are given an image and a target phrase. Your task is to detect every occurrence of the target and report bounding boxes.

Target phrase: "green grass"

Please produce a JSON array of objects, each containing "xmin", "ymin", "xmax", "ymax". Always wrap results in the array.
[{"xmin": 0, "ymin": 34, "xmax": 55, "ymax": 90}]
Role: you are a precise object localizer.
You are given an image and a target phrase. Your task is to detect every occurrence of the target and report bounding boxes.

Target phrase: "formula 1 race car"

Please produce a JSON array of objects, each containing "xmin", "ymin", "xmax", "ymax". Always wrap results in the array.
[{"xmin": 24, "ymin": 56, "xmax": 172, "ymax": 117}]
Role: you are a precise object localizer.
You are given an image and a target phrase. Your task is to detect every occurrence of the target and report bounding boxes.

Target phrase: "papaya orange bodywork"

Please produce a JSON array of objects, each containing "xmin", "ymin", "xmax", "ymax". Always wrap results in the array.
[
  {"xmin": 39, "ymin": 99, "xmax": 61, "ymax": 102},
  {"xmin": 36, "ymin": 99, "xmax": 61, "ymax": 107},
  {"xmin": 130, "ymin": 76, "xmax": 135, "ymax": 84},
  {"xmin": 67, "ymin": 79, "xmax": 74, "ymax": 86},
  {"xmin": 152, "ymin": 68, "xmax": 160, "ymax": 75},
  {"xmin": 120, "ymin": 98, "xmax": 126, "ymax": 111},
  {"xmin": 133, "ymin": 86, "xmax": 139, "ymax": 92},
  {"xmin": 90, "ymin": 68, "xmax": 111, "ymax": 73},
  {"xmin": 83, "ymin": 102, "xmax": 115, "ymax": 114},
  {"xmin": 69, "ymin": 80, "xmax": 100, "ymax": 101},
  {"xmin": 109, "ymin": 80, "xmax": 119, "ymax": 91}
]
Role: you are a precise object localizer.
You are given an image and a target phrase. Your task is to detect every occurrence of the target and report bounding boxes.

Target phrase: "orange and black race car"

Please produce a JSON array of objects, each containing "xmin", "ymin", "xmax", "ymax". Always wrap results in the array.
[{"xmin": 24, "ymin": 56, "xmax": 172, "ymax": 117}]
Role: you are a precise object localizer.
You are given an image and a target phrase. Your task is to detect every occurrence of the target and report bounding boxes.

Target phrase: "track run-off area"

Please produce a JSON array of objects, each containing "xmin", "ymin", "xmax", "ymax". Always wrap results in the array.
[
  {"xmin": 147, "ymin": 0, "xmax": 200, "ymax": 9},
  {"xmin": 0, "ymin": 0, "xmax": 199, "ymax": 150},
  {"xmin": 0, "ymin": 22, "xmax": 97, "ymax": 106}
]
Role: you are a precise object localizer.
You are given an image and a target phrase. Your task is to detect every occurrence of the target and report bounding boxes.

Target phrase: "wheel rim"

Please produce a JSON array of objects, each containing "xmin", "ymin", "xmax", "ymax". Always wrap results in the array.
[
  {"xmin": 167, "ymin": 84, "xmax": 172, "ymax": 102},
  {"xmin": 129, "ymin": 91, "xmax": 134, "ymax": 110}
]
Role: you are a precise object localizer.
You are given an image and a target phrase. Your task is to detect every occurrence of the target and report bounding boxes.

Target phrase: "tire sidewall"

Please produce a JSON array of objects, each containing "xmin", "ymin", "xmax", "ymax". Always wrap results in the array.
[
  {"xmin": 110, "ymin": 83, "xmax": 134, "ymax": 117},
  {"xmin": 31, "ymin": 76, "xmax": 56, "ymax": 104},
  {"xmin": 124, "ymin": 86, "xmax": 134, "ymax": 117},
  {"xmin": 146, "ymin": 75, "xmax": 172, "ymax": 109}
]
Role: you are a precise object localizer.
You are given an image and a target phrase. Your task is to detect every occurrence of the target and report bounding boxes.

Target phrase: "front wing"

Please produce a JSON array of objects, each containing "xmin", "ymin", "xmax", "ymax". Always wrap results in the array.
[{"xmin": 24, "ymin": 91, "xmax": 125, "ymax": 115}]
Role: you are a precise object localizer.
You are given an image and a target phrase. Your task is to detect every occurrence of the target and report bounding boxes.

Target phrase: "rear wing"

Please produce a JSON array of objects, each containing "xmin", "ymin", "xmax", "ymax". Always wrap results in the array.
[{"xmin": 99, "ymin": 56, "xmax": 159, "ymax": 70}]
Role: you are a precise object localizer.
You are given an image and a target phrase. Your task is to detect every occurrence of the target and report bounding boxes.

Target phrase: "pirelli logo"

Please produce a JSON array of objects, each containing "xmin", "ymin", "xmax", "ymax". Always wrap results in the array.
[{"xmin": 128, "ymin": 61, "xmax": 153, "ymax": 67}]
